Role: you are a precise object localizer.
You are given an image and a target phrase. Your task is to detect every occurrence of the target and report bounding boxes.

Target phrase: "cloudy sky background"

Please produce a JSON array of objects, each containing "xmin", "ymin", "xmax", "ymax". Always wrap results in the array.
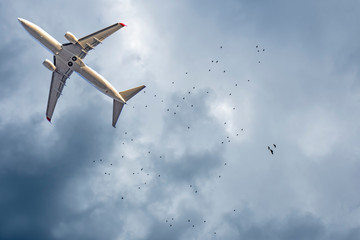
[{"xmin": 1, "ymin": 0, "xmax": 360, "ymax": 239}]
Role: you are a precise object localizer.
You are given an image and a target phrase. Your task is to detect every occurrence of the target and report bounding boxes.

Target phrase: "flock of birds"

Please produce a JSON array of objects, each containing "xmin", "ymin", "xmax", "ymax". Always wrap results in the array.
[
  {"xmin": 268, "ymin": 144, "xmax": 277, "ymax": 155},
  {"xmin": 91, "ymin": 44, "xmax": 276, "ymax": 237}
]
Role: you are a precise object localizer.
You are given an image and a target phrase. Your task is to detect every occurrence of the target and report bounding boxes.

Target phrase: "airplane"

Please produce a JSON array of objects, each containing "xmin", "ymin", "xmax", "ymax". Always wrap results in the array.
[{"xmin": 18, "ymin": 18, "xmax": 145, "ymax": 127}]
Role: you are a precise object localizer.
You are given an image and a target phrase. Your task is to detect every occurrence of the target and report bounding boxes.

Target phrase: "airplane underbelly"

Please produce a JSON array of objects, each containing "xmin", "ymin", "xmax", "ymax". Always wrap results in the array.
[{"xmin": 77, "ymin": 65, "xmax": 109, "ymax": 91}]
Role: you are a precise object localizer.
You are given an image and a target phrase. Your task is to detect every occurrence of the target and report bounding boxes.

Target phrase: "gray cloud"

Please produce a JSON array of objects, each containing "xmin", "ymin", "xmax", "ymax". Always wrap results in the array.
[{"xmin": 1, "ymin": 0, "xmax": 360, "ymax": 239}]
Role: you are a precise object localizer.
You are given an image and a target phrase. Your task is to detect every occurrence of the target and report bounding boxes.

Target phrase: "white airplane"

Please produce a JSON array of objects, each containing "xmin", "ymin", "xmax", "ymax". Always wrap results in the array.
[{"xmin": 18, "ymin": 18, "xmax": 145, "ymax": 127}]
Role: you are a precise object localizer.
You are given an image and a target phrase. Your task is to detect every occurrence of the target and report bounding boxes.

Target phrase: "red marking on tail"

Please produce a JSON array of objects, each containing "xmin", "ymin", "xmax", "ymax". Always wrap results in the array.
[
  {"xmin": 119, "ymin": 23, "xmax": 127, "ymax": 27},
  {"xmin": 46, "ymin": 117, "xmax": 51, "ymax": 122}
]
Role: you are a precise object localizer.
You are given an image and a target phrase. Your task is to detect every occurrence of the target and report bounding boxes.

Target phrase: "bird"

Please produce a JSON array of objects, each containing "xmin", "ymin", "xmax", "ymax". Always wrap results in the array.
[
  {"xmin": 270, "ymin": 149, "xmax": 274, "ymax": 155},
  {"xmin": 273, "ymin": 144, "xmax": 277, "ymax": 148}
]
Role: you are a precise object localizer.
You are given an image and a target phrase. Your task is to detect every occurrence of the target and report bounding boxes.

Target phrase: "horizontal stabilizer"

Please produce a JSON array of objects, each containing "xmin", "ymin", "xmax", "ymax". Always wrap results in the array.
[
  {"xmin": 113, "ymin": 85, "xmax": 145, "ymax": 128},
  {"xmin": 113, "ymin": 100, "xmax": 124, "ymax": 128},
  {"xmin": 119, "ymin": 85, "xmax": 146, "ymax": 102}
]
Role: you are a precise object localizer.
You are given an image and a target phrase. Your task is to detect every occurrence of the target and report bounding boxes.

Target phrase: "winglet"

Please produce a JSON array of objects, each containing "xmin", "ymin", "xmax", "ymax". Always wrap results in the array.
[
  {"xmin": 46, "ymin": 117, "xmax": 51, "ymax": 122},
  {"xmin": 119, "ymin": 23, "xmax": 127, "ymax": 27}
]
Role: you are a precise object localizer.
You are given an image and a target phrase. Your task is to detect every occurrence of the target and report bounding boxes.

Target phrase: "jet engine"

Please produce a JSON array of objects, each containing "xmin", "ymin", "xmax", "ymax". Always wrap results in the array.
[
  {"xmin": 43, "ymin": 59, "xmax": 56, "ymax": 72},
  {"xmin": 64, "ymin": 32, "xmax": 78, "ymax": 44}
]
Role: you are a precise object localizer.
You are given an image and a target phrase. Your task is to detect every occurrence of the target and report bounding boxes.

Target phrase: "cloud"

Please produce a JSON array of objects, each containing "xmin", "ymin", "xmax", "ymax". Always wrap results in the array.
[{"xmin": 1, "ymin": 0, "xmax": 360, "ymax": 239}]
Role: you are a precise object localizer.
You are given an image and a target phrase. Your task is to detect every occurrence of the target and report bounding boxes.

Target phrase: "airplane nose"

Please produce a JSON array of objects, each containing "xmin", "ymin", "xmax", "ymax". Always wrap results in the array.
[
  {"xmin": 18, "ymin": 17, "xmax": 25, "ymax": 24},
  {"xmin": 18, "ymin": 18, "xmax": 30, "ymax": 28}
]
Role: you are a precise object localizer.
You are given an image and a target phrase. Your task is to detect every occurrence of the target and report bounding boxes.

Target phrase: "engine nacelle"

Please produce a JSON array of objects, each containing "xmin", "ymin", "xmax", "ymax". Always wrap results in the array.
[
  {"xmin": 43, "ymin": 59, "xmax": 56, "ymax": 72},
  {"xmin": 64, "ymin": 32, "xmax": 78, "ymax": 44}
]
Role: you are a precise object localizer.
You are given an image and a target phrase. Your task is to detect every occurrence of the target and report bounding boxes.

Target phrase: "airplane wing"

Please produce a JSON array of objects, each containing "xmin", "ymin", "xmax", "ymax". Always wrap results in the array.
[
  {"xmin": 46, "ymin": 56, "xmax": 73, "ymax": 122},
  {"xmin": 62, "ymin": 22, "xmax": 126, "ymax": 59}
]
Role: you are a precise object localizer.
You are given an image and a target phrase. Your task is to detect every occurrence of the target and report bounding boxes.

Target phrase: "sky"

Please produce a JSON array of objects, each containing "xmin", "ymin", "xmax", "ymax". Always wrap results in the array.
[{"xmin": 1, "ymin": 0, "xmax": 360, "ymax": 239}]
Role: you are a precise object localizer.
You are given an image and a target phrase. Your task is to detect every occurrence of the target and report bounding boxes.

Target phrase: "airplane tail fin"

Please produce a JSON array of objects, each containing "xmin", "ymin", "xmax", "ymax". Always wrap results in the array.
[
  {"xmin": 112, "ymin": 85, "xmax": 146, "ymax": 128},
  {"xmin": 119, "ymin": 85, "xmax": 146, "ymax": 102}
]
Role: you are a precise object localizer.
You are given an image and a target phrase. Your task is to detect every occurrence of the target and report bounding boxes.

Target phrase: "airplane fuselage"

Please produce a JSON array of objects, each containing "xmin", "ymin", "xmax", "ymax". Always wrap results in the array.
[{"xmin": 18, "ymin": 18, "xmax": 125, "ymax": 103}]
